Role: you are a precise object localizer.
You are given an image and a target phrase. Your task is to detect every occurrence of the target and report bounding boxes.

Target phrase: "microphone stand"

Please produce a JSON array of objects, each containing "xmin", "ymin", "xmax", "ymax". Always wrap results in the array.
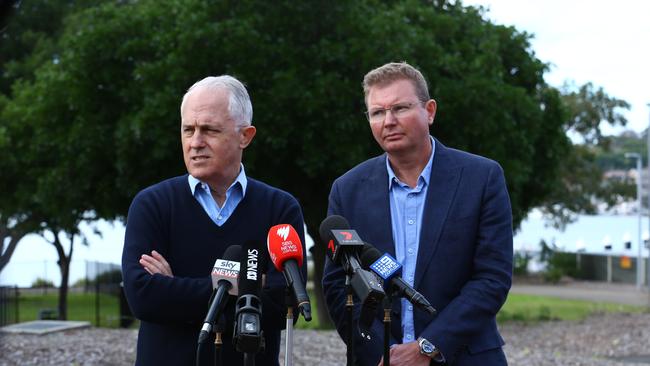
[
  {"xmin": 244, "ymin": 353, "xmax": 255, "ymax": 366},
  {"xmin": 345, "ymin": 274, "xmax": 354, "ymax": 366},
  {"xmin": 284, "ymin": 289, "xmax": 294, "ymax": 366},
  {"xmin": 213, "ymin": 313, "xmax": 226, "ymax": 366},
  {"xmin": 382, "ymin": 287, "xmax": 393, "ymax": 366}
]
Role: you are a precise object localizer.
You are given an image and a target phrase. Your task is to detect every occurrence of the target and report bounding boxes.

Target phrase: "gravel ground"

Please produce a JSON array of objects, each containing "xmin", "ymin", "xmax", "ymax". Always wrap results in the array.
[{"xmin": 2, "ymin": 312, "xmax": 650, "ymax": 365}]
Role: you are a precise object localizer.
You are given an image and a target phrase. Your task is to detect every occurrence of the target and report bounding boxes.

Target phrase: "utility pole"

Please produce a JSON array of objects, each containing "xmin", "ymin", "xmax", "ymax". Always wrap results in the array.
[
  {"xmin": 625, "ymin": 153, "xmax": 642, "ymax": 289},
  {"xmin": 647, "ymin": 103, "xmax": 650, "ymax": 291}
]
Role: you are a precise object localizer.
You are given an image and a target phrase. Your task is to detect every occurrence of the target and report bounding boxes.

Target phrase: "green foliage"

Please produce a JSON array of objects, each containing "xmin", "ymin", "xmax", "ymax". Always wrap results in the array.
[
  {"xmin": 513, "ymin": 251, "xmax": 531, "ymax": 276},
  {"xmin": 294, "ymin": 289, "xmax": 332, "ymax": 330},
  {"xmin": 93, "ymin": 269, "xmax": 122, "ymax": 286},
  {"xmin": 538, "ymin": 240, "xmax": 581, "ymax": 283},
  {"xmin": 498, "ymin": 293, "xmax": 646, "ymax": 323},
  {"xmin": 562, "ymin": 82, "xmax": 630, "ymax": 145},
  {"xmin": 597, "ymin": 130, "xmax": 647, "ymax": 170},
  {"xmin": 1, "ymin": 0, "xmax": 570, "ymax": 228},
  {"xmin": 0, "ymin": 0, "xmax": 631, "ymax": 327},
  {"xmin": 31, "ymin": 277, "xmax": 55, "ymax": 288},
  {"xmin": 538, "ymin": 83, "xmax": 632, "ymax": 228}
]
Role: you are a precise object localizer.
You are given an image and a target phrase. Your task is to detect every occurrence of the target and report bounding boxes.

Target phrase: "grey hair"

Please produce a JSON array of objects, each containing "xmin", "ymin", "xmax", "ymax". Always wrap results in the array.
[{"xmin": 180, "ymin": 75, "xmax": 253, "ymax": 126}]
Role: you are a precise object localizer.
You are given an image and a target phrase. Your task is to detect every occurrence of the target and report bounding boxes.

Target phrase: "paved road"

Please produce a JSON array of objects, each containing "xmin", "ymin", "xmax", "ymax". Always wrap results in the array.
[{"xmin": 511, "ymin": 280, "xmax": 650, "ymax": 307}]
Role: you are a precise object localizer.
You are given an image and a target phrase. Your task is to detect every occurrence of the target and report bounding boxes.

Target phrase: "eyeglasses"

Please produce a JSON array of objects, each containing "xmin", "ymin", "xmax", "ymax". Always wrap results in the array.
[{"xmin": 364, "ymin": 101, "xmax": 425, "ymax": 123}]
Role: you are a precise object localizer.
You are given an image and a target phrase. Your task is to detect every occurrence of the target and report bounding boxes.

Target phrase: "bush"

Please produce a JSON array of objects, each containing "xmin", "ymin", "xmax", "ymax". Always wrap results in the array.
[
  {"xmin": 539, "ymin": 240, "xmax": 581, "ymax": 283},
  {"xmin": 94, "ymin": 269, "xmax": 122, "ymax": 285},
  {"xmin": 543, "ymin": 268, "xmax": 563, "ymax": 283},
  {"xmin": 513, "ymin": 251, "xmax": 530, "ymax": 276},
  {"xmin": 31, "ymin": 277, "xmax": 55, "ymax": 288}
]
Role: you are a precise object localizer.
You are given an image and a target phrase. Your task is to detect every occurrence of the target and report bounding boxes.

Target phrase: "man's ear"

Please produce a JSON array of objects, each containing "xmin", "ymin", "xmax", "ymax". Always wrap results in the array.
[
  {"xmin": 426, "ymin": 99, "xmax": 437, "ymax": 126},
  {"xmin": 239, "ymin": 125, "xmax": 256, "ymax": 148}
]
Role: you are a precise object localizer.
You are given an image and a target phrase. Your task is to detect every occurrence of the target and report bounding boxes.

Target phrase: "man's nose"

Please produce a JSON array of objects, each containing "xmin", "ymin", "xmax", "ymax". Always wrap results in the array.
[
  {"xmin": 383, "ymin": 109, "xmax": 398, "ymax": 126},
  {"xmin": 190, "ymin": 131, "xmax": 205, "ymax": 148}
]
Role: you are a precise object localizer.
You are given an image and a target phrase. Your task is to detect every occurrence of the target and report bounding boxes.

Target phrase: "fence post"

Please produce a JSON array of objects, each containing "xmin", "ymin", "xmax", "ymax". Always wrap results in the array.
[
  {"xmin": 95, "ymin": 261, "xmax": 100, "ymax": 327},
  {"xmin": 607, "ymin": 255, "xmax": 612, "ymax": 283}
]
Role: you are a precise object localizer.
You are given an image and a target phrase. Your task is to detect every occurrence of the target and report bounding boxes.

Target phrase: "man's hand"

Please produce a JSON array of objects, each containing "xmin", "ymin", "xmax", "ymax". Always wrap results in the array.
[
  {"xmin": 378, "ymin": 341, "xmax": 430, "ymax": 366},
  {"xmin": 139, "ymin": 250, "xmax": 173, "ymax": 277}
]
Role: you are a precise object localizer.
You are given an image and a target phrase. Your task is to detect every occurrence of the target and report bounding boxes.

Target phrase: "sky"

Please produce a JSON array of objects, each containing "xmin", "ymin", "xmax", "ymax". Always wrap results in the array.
[{"xmin": 463, "ymin": 0, "xmax": 650, "ymax": 135}]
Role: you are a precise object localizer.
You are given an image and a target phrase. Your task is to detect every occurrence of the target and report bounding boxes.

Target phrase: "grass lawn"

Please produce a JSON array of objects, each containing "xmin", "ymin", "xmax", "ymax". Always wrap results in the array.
[
  {"xmin": 296, "ymin": 291, "xmax": 648, "ymax": 329},
  {"xmin": 11, "ymin": 289, "xmax": 647, "ymax": 330},
  {"xmin": 17, "ymin": 291, "xmax": 121, "ymax": 327},
  {"xmin": 497, "ymin": 293, "xmax": 647, "ymax": 323}
]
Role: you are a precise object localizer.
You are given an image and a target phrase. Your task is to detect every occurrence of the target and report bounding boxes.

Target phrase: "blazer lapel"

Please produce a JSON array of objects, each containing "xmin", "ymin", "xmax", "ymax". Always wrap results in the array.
[{"xmin": 414, "ymin": 141, "xmax": 461, "ymax": 289}]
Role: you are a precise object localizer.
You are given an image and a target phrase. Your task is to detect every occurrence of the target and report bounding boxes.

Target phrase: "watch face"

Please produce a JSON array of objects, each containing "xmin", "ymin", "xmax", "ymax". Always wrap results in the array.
[{"xmin": 422, "ymin": 342, "xmax": 434, "ymax": 354}]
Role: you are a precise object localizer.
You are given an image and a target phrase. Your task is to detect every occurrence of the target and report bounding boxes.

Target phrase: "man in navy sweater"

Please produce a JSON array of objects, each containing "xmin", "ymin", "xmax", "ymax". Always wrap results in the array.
[{"xmin": 122, "ymin": 75, "xmax": 306, "ymax": 365}]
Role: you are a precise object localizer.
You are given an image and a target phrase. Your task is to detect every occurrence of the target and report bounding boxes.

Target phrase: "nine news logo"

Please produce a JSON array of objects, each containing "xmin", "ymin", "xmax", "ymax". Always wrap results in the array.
[{"xmin": 370, "ymin": 253, "xmax": 401, "ymax": 280}]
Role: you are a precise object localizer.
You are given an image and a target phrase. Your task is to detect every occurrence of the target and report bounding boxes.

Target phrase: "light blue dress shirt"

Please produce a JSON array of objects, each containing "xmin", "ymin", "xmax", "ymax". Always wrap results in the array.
[
  {"xmin": 387, "ymin": 136, "xmax": 435, "ymax": 344},
  {"xmin": 187, "ymin": 164, "xmax": 247, "ymax": 226}
]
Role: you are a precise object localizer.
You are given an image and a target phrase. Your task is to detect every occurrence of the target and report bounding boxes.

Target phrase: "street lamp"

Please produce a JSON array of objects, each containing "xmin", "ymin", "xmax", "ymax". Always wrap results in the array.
[{"xmin": 625, "ymin": 152, "xmax": 643, "ymax": 289}]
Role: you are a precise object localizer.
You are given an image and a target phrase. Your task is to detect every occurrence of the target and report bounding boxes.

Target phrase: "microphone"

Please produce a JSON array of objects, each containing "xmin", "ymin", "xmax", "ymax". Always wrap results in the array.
[
  {"xmin": 267, "ymin": 224, "xmax": 312, "ymax": 321},
  {"xmin": 319, "ymin": 215, "xmax": 364, "ymax": 272},
  {"xmin": 233, "ymin": 239, "xmax": 265, "ymax": 356},
  {"xmin": 319, "ymin": 216, "xmax": 384, "ymax": 300},
  {"xmin": 319, "ymin": 215, "xmax": 385, "ymax": 335},
  {"xmin": 198, "ymin": 245, "xmax": 242, "ymax": 344},
  {"xmin": 360, "ymin": 243, "xmax": 436, "ymax": 315}
]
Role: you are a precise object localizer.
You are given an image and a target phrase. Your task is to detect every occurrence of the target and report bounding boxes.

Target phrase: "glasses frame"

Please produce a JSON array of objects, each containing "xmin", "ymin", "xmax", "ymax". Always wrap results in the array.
[{"xmin": 364, "ymin": 101, "xmax": 426, "ymax": 123}]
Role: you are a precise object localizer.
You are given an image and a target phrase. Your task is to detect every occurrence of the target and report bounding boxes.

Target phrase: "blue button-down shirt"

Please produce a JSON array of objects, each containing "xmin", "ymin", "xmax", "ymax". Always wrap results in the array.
[
  {"xmin": 187, "ymin": 164, "xmax": 247, "ymax": 226},
  {"xmin": 387, "ymin": 136, "xmax": 435, "ymax": 343}
]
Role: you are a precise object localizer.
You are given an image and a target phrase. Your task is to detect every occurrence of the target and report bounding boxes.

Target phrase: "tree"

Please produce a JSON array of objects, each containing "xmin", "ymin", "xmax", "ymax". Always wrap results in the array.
[
  {"xmin": 0, "ymin": 0, "xmax": 107, "ymax": 318},
  {"xmin": 0, "ymin": 0, "xmax": 605, "ymax": 326},
  {"xmin": 538, "ymin": 83, "xmax": 632, "ymax": 228}
]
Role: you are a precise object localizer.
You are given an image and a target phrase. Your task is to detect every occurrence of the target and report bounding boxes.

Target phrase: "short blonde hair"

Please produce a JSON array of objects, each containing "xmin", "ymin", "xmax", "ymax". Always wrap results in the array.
[{"xmin": 362, "ymin": 62, "xmax": 430, "ymax": 104}]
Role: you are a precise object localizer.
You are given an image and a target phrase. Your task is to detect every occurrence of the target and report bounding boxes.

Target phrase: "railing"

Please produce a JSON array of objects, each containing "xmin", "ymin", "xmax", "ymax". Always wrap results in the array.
[{"xmin": 0, "ymin": 285, "xmax": 19, "ymax": 326}]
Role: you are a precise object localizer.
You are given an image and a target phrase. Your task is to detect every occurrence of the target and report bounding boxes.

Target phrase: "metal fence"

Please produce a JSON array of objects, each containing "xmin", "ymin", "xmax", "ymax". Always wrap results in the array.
[
  {"xmin": 576, "ymin": 252, "xmax": 648, "ymax": 284},
  {"xmin": 523, "ymin": 250, "xmax": 649, "ymax": 285},
  {"xmin": 0, "ymin": 286, "xmax": 19, "ymax": 326},
  {"xmin": 0, "ymin": 260, "xmax": 134, "ymax": 328},
  {"xmin": 85, "ymin": 261, "xmax": 134, "ymax": 328}
]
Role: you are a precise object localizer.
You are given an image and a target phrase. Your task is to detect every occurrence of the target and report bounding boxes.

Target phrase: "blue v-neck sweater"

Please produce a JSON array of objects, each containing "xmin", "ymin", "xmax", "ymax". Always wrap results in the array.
[{"xmin": 122, "ymin": 175, "xmax": 306, "ymax": 366}]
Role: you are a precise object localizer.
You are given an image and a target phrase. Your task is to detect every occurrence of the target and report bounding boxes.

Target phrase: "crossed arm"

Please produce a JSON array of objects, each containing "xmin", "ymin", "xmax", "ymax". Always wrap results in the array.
[{"xmin": 139, "ymin": 250, "xmax": 173, "ymax": 277}]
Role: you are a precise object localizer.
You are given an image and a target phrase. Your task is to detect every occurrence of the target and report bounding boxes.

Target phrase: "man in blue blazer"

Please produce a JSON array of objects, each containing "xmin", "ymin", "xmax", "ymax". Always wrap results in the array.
[{"xmin": 322, "ymin": 62, "xmax": 513, "ymax": 366}]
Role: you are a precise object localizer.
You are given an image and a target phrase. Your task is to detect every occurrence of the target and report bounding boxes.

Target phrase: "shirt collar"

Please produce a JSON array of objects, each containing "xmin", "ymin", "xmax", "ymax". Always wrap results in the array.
[
  {"xmin": 187, "ymin": 163, "xmax": 248, "ymax": 197},
  {"xmin": 386, "ymin": 136, "xmax": 435, "ymax": 189}
]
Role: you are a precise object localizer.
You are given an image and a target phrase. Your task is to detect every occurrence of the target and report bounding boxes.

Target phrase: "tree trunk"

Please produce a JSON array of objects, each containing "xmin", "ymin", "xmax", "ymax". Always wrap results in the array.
[
  {"xmin": 0, "ymin": 220, "xmax": 29, "ymax": 273},
  {"xmin": 306, "ymin": 222, "xmax": 333, "ymax": 329},
  {"xmin": 52, "ymin": 231, "xmax": 74, "ymax": 320}
]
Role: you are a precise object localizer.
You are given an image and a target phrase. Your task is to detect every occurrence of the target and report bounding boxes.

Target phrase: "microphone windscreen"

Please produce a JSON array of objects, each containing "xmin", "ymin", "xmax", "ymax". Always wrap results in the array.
[
  {"xmin": 222, "ymin": 244, "xmax": 242, "ymax": 261},
  {"xmin": 318, "ymin": 215, "xmax": 350, "ymax": 244},
  {"xmin": 267, "ymin": 224, "xmax": 304, "ymax": 271},
  {"xmin": 359, "ymin": 243, "xmax": 382, "ymax": 268}
]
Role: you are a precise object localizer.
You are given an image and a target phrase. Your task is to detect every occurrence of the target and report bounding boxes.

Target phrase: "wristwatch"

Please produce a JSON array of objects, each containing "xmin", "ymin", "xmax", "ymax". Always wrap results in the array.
[{"xmin": 417, "ymin": 337, "xmax": 439, "ymax": 358}]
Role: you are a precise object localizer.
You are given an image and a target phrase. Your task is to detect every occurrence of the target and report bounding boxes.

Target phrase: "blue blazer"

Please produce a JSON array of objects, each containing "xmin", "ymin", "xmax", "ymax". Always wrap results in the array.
[{"xmin": 322, "ymin": 139, "xmax": 513, "ymax": 365}]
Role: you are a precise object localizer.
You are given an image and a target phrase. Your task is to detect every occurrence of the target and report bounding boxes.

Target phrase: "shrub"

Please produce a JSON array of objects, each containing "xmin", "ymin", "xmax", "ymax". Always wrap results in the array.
[
  {"xmin": 31, "ymin": 277, "xmax": 55, "ymax": 288},
  {"xmin": 513, "ymin": 251, "xmax": 531, "ymax": 276},
  {"xmin": 539, "ymin": 240, "xmax": 581, "ymax": 283}
]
